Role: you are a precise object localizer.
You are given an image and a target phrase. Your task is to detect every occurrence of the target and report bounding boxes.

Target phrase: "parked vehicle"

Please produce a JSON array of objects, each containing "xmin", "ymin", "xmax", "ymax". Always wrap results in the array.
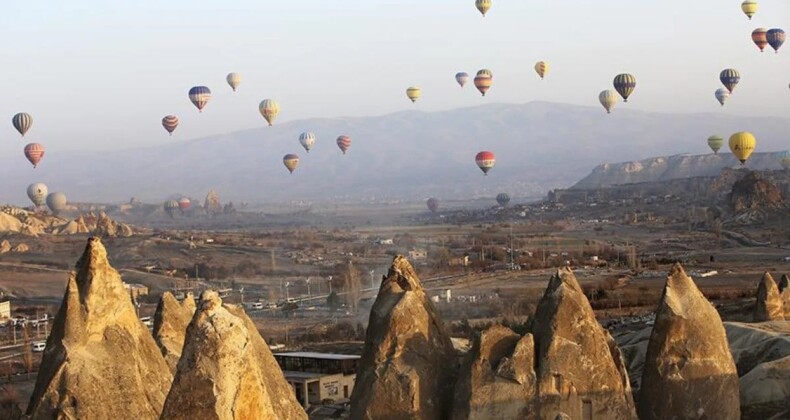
[
  {"xmin": 139, "ymin": 316, "xmax": 153, "ymax": 328},
  {"xmin": 32, "ymin": 342, "xmax": 46, "ymax": 352}
]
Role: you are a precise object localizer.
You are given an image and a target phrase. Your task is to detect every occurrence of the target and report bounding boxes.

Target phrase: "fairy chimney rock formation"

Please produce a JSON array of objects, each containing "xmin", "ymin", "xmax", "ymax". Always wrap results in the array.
[
  {"xmin": 161, "ymin": 291, "xmax": 307, "ymax": 420},
  {"xmin": 350, "ymin": 256, "xmax": 456, "ymax": 420},
  {"xmin": 639, "ymin": 263, "xmax": 740, "ymax": 420},
  {"xmin": 26, "ymin": 237, "xmax": 172, "ymax": 419},
  {"xmin": 532, "ymin": 267, "xmax": 637, "ymax": 420},
  {"xmin": 153, "ymin": 292, "xmax": 196, "ymax": 373},
  {"xmin": 779, "ymin": 275, "xmax": 790, "ymax": 319},
  {"xmin": 452, "ymin": 325, "xmax": 537, "ymax": 420}
]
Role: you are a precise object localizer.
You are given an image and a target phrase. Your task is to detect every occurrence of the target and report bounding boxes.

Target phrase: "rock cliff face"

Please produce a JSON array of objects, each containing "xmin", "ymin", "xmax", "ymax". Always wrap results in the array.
[
  {"xmin": 26, "ymin": 237, "xmax": 172, "ymax": 419},
  {"xmin": 639, "ymin": 263, "xmax": 740, "ymax": 420},
  {"xmin": 754, "ymin": 273, "xmax": 785, "ymax": 322},
  {"xmin": 350, "ymin": 256, "xmax": 456, "ymax": 420},
  {"xmin": 532, "ymin": 267, "xmax": 637, "ymax": 420},
  {"xmin": 778, "ymin": 275, "xmax": 790, "ymax": 319},
  {"xmin": 729, "ymin": 171, "xmax": 786, "ymax": 214},
  {"xmin": 153, "ymin": 292, "xmax": 196, "ymax": 373},
  {"xmin": 161, "ymin": 291, "xmax": 306, "ymax": 420}
]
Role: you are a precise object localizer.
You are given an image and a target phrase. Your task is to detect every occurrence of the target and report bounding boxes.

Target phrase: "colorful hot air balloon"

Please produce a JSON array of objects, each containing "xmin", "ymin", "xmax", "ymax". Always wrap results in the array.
[
  {"xmin": 496, "ymin": 193, "xmax": 511, "ymax": 207},
  {"xmin": 728, "ymin": 131, "xmax": 756, "ymax": 164},
  {"xmin": 162, "ymin": 115, "xmax": 179, "ymax": 135},
  {"xmin": 12, "ymin": 113, "xmax": 32, "ymax": 137},
  {"xmin": 27, "ymin": 183, "xmax": 48, "ymax": 207},
  {"xmin": 226, "ymin": 72, "xmax": 242, "ymax": 92},
  {"xmin": 778, "ymin": 151, "xmax": 790, "ymax": 169},
  {"xmin": 283, "ymin": 154, "xmax": 300, "ymax": 174},
  {"xmin": 707, "ymin": 135, "xmax": 724, "ymax": 154},
  {"xmin": 455, "ymin": 72, "xmax": 469, "ymax": 88},
  {"xmin": 475, "ymin": 0, "xmax": 492, "ymax": 17},
  {"xmin": 299, "ymin": 132, "xmax": 316, "ymax": 153},
  {"xmin": 752, "ymin": 28, "xmax": 768, "ymax": 52},
  {"xmin": 613, "ymin": 74, "xmax": 636, "ymax": 102},
  {"xmin": 406, "ymin": 87, "xmax": 421, "ymax": 103},
  {"xmin": 164, "ymin": 200, "xmax": 179, "ymax": 218},
  {"xmin": 337, "ymin": 135, "xmax": 351, "ymax": 154},
  {"xmin": 188, "ymin": 86, "xmax": 211, "ymax": 112},
  {"xmin": 475, "ymin": 151, "xmax": 496, "ymax": 176},
  {"xmin": 259, "ymin": 99, "xmax": 280, "ymax": 126},
  {"xmin": 24, "ymin": 143, "xmax": 44, "ymax": 168},
  {"xmin": 741, "ymin": 0, "xmax": 758, "ymax": 20},
  {"xmin": 46, "ymin": 192, "xmax": 67, "ymax": 216},
  {"xmin": 474, "ymin": 69, "xmax": 493, "ymax": 96},
  {"xmin": 715, "ymin": 88, "xmax": 730, "ymax": 106},
  {"xmin": 766, "ymin": 28, "xmax": 785, "ymax": 53},
  {"xmin": 427, "ymin": 198, "xmax": 439, "ymax": 213},
  {"xmin": 534, "ymin": 61, "xmax": 549, "ymax": 80},
  {"xmin": 720, "ymin": 69, "xmax": 740, "ymax": 93},
  {"xmin": 599, "ymin": 90, "xmax": 618, "ymax": 114},
  {"xmin": 178, "ymin": 197, "xmax": 191, "ymax": 212}
]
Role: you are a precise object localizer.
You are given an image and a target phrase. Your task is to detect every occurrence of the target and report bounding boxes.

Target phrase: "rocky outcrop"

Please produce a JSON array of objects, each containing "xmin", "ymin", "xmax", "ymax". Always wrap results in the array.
[
  {"xmin": 11, "ymin": 243, "xmax": 28, "ymax": 253},
  {"xmin": 0, "ymin": 212, "xmax": 23, "ymax": 233},
  {"xmin": 0, "ymin": 240, "xmax": 10, "ymax": 254},
  {"xmin": 452, "ymin": 325, "xmax": 536, "ymax": 420},
  {"xmin": 729, "ymin": 171, "xmax": 786, "ymax": 214},
  {"xmin": 755, "ymin": 272, "xmax": 785, "ymax": 322},
  {"xmin": 740, "ymin": 355, "xmax": 790, "ymax": 419},
  {"xmin": 153, "ymin": 292, "xmax": 196, "ymax": 373},
  {"xmin": 94, "ymin": 211, "xmax": 134, "ymax": 237},
  {"xmin": 779, "ymin": 275, "xmax": 790, "ymax": 320},
  {"xmin": 532, "ymin": 267, "xmax": 636, "ymax": 420},
  {"xmin": 26, "ymin": 237, "xmax": 172, "ymax": 419},
  {"xmin": 161, "ymin": 291, "xmax": 306, "ymax": 420},
  {"xmin": 350, "ymin": 256, "xmax": 456, "ymax": 420},
  {"xmin": 639, "ymin": 263, "xmax": 740, "ymax": 420}
]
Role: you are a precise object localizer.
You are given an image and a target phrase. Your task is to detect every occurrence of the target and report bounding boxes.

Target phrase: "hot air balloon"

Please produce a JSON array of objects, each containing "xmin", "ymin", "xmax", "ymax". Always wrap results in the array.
[
  {"xmin": 283, "ymin": 154, "xmax": 300, "ymax": 174},
  {"xmin": 475, "ymin": 0, "xmax": 491, "ymax": 17},
  {"xmin": 299, "ymin": 132, "xmax": 316, "ymax": 153},
  {"xmin": 26, "ymin": 183, "xmax": 48, "ymax": 207},
  {"xmin": 226, "ymin": 72, "xmax": 242, "ymax": 92},
  {"xmin": 178, "ymin": 197, "xmax": 191, "ymax": 212},
  {"xmin": 474, "ymin": 69, "xmax": 493, "ymax": 96},
  {"xmin": 406, "ymin": 87, "xmax": 421, "ymax": 103},
  {"xmin": 337, "ymin": 135, "xmax": 351, "ymax": 154},
  {"xmin": 12, "ymin": 113, "xmax": 32, "ymax": 137},
  {"xmin": 715, "ymin": 88, "xmax": 730, "ymax": 106},
  {"xmin": 455, "ymin": 72, "xmax": 469, "ymax": 87},
  {"xmin": 613, "ymin": 74, "xmax": 636, "ymax": 102},
  {"xmin": 427, "ymin": 198, "xmax": 439, "ymax": 213},
  {"xmin": 164, "ymin": 200, "xmax": 179, "ymax": 218},
  {"xmin": 752, "ymin": 28, "xmax": 768, "ymax": 52},
  {"xmin": 188, "ymin": 86, "xmax": 211, "ymax": 112},
  {"xmin": 259, "ymin": 99, "xmax": 280, "ymax": 126},
  {"xmin": 24, "ymin": 143, "xmax": 45, "ymax": 168},
  {"xmin": 728, "ymin": 131, "xmax": 756, "ymax": 164},
  {"xmin": 46, "ymin": 192, "xmax": 67, "ymax": 216},
  {"xmin": 162, "ymin": 115, "xmax": 179, "ymax": 135},
  {"xmin": 534, "ymin": 61, "xmax": 549, "ymax": 80},
  {"xmin": 707, "ymin": 135, "xmax": 724, "ymax": 154},
  {"xmin": 496, "ymin": 193, "xmax": 511, "ymax": 207},
  {"xmin": 777, "ymin": 151, "xmax": 790, "ymax": 169},
  {"xmin": 766, "ymin": 29, "xmax": 785, "ymax": 53},
  {"xmin": 720, "ymin": 69, "xmax": 740, "ymax": 93},
  {"xmin": 741, "ymin": 0, "xmax": 758, "ymax": 20},
  {"xmin": 475, "ymin": 151, "xmax": 496, "ymax": 176},
  {"xmin": 599, "ymin": 90, "xmax": 618, "ymax": 114}
]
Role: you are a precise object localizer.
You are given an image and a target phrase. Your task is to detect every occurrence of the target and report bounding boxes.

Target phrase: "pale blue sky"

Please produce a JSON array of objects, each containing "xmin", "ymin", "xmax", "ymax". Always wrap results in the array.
[{"xmin": 0, "ymin": 0, "xmax": 788, "ymax": 155}]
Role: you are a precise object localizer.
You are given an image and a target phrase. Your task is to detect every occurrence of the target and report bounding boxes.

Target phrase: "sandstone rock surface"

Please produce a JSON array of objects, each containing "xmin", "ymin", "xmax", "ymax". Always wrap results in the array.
[
  {"xmin": 754, "ymin": 272, "xmax": 785, "ymax": 322},
  {"xmin": 153, "ymin": 292, "xmax": 196, "ymax": 373},
  {"xmin": 779, "ymin": 274, "xmax": 790, "ymax": 319},
  {"xmin": 0, "ymin": 240, "xmax": 10, "ymax": 254}
]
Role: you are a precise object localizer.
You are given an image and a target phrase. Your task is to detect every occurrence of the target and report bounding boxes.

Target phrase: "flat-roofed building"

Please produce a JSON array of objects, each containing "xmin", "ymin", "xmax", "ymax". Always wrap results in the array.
[{"xmin": 273, "ymin": 352, "xmax": 360, "ymax": 409}]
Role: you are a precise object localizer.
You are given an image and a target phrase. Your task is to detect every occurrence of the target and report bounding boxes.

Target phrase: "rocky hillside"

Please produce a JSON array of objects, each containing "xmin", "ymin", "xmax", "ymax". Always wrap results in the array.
[{"xmin": 0, "ymin": 209, "xmax": 136, "ymax": 237}]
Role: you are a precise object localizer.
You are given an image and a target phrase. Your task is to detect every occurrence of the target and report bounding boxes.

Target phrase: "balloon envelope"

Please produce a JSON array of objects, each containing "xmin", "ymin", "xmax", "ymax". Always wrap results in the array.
[
  {"xmin": 162, "ymin": 115, "xmax": 179, "ymax": 135},
  {"xmin": 178, "ymin": 198, "xmax": 191, "ymax": 211},
  {"xmin": 427, "ymin": 198, "xmax": 439, "ymax": 213},
  {"xmin": 27, "ymin": 183, "xmax": 48, "ymax": 207},
  {"xmin": 728, "ymin": 131, "xmax": 756, "ymax": 164},
  {"xmin": 599, "ymin": 90, "xmax": 618, "ymax": 114},
  {"xmin": 455, "ymin": 72, "xmax": 469, "ymax": 87},
  {"xmin": 24, "ymin": 143, "xmax": 45, "ymax": 168},
  {"xmin": 496, "ymin": 193, "xmax": 510, "ymax": 207},
  {"xmin": 259, "ymin": 99, "xmax": 280, "ymax": 126},
  {"xmin": 613, "ymin": 74, "xmax": 636, "ymax": 102},
  {"xmin": 188, "ymin": 86, "xmax": 211, "ymax": 112},
  {"xmin": 46, "ymin": 192, "xmax": 67, "ymax": 215},
  {"xmin": 715, "ymin": 88, "xmax": 730, "ymax": 106},
  {"xmin": 12, "ymin": 113, "xmax": 33, "ymax": 137},
  {"xmin": 475, "ymin": 0, "xmax": 491, "ymax": 16},
  {"xmin": 766, "ymin": 28, "xmax": 785, "ymax": 53},
  {"xmin": 283, "ymin": 154, "xmax": 300, "ymax": 174},
  {"xmin": 474, "ymin": 69, "xmax": 493, "ymax": 96},
  {"xmin": 337, "ymin": 135, "xmax": 351, "ymax": 154},
  {"xmin": 707, "ymin": 135, "xmax": 724, "ymax": 154},
  {"xmin": 752, "ymin": 28, "xmax": 768, "ymax": 51},
  {"xmin": 406, "ymin": 87, "xmax": 421, "ymax": 103},
  {"xmin": 534, "ymin": 61, "xmax": 549, "ymax": 79},
  {"xmin": 164, "ymin": 200, "xmax": 179, "ymax": 217},
  {"xmin": 475, "ymin": 151, "xmax": 496, "ymax": 175},
  {"xmin": 226, "ymin": 72, "xmax": 242, "ymax": 91},
  {"xmin": 741, "ymin": 0, "xmax": 758, "ymax": 20},
  {"xmin": 299, "ymin": 132, "xmax": 316, "ymax": 153},
  {"xmin": 719, "ymin": 69, "xmax": 740, "ymax": 93}
]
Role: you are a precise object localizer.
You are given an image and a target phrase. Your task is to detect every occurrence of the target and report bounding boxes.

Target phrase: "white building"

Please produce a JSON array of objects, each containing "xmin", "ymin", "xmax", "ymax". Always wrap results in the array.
[{"xmin": 274, "ymin": 352, "xmax": 360, "ymax": 409}]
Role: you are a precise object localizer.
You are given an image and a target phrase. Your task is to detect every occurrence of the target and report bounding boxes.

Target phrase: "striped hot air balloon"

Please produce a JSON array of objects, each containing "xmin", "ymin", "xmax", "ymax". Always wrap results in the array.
[
  {"xmin": 715, "ymin": 88, "xmax": 730, "ymax": 106},
  {"xmin": 283, "ymin": 154, "xmax": 300, "ymax": 174},
  {"xmin": 741, "ymin": 0, "xmax": 758, "ymax": 20},
  {"xmin": 719, "ymin": 69, "xmax": 740, "ymax": 93},
  {"xmin": 188, "ymin": 86, "xmax": 211, "ymax": 112},
  {"xmin": 496, "ymin": 193, "xmax": 511, "ymax": 207},
  {"xmin": 406, "ymin": 87, "xmax": 421, "ymax": 103},
  {"xmin": 475, "ymin": 151, "xmax": 496, "ymax": 175},
  {"xmin": 729, "ymin": 131, "xmax": 756, "ymax": 164},
  {"xmin": 178, "ymin": 197, "xmax": 191, "ymax": 211},
  {"xmin": 599, "ymin": 90, "xmax": 619, "ymax": 114},
  {"xmin": 259, "ymin": 99, "xmax": 280, "ymax": 126},
  {"xmin": 707, "ymin": 135, "xmax": 724, "ymax": 154},
  {"xmin": 24, "ymin": 143, "xmax": 45, "ymax": 168},
  {"xmin": 164, "ymin": 200, "xmax": 179, "ymax": 218},
  {"xmin": 766, "ymin": 28, "xmax": 785, "ymax": 53},
  {"xmin": 162, "ymin": 115, "xmax": 179, "ymax": 135},
  {"xmin": 427, "ymin": 198, "xmax": 439, "ymax": 213},
  {"xmin": 336, "ymin": 135, "xmax": 351, "ymax": 154},
  {"xmin": 455, "ymin": 72, "xmax": 469, "ymax": 88},
  {"xmin": 12, "ymin": 113, "xmax": 33, "ymax": 137},
  {"xmin": 226, "ymin": 72, "xmax": 242, "ymax": 92},
  {"xmin": 474, "ymin": 69, "xmax": 493, "ymax": 96},
  {"xmin": 752, "ymin": 28, "xmax": 768, "ymax": 52},
  {"xmin": 534, "ymin": 61, "xmax": 549, "ymax": 80},
  {"xmin": 613, "ymin": 74, "xmax": 636, "ymax": 102},
  {"xmin": 299, "ymin": 132, "xmax": 316, "ymax": 153},
  {"xmin": 475, "ymin": 0, "xmax": 492, "ymax": 17}
]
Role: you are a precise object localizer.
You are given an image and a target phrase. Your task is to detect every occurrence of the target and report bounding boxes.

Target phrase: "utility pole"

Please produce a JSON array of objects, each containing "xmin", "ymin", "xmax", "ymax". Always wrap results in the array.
[
  {"xmin": 369, "ymin": 270, "xmax": 375, "ymax": 289},
  {"xmin": 328, "ymin": 276, "xmax": 333, "ymax": 294},
  {"xmin": 306, "ymin": 278, "xmax": 311, "ymax": 298}
]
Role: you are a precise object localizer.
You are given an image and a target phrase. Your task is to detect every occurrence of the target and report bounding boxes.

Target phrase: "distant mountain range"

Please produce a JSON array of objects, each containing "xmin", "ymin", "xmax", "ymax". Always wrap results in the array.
[{"xmin": 0, "ymin": 102, "xmax": 787, "ymax": 205}]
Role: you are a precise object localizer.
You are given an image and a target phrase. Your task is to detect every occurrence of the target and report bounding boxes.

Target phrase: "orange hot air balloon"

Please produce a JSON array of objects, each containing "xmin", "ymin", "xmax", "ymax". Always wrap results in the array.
[
  {"xmin": 178, "ymin": 197, "xmax": 191, "ymax": 211},
  {"xmin": 752, "ymin": 28, "xmax": 768, "ymax": 52},
  {"xmin": 283, "ymin": 154, "xmax": 300, "ymax": 174},
  {"xmin": 162, "ymin": 115, "xmax": 179, "ymax": 135},
  {"xmin": 474, "ymin": 69, "xmax": 493, "ymax": 96},
  {"xmin": 475, "ymin": 151, "xmax": 496, "ymax": 175},
  {"xmin": 336, "ymin": 135, "xmax": 352, "ymax": 154},
  {"xmin": 24, "ymin": 143, "xmax": 45, "ymax": 168}
]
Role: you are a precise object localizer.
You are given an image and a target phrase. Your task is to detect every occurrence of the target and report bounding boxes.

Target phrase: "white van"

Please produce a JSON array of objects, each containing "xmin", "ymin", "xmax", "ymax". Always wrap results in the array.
[
  {"xmin": 139, "ymin": 316, "xmax": 153, "ymax": 328},
  {"xmin": 32, "ymin": 342, "xmax": 46, "ymax": 352},
  {"xmin": 244, "ymin": 302, "xmax": 264, "ymax": 310}
]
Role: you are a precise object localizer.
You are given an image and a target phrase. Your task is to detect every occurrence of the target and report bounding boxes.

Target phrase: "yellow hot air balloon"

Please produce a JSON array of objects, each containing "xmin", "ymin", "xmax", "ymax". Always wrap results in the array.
[
  {"xmin": 534, "ymin": 61, "xmax": 549, "ymax": 80},
  {"xmin": 707, "ymin": 135, "xmax": 724, "ymax": 154},
  {"xmin": 283, "ymin": 154, "xmax": 300, "ymax": 174},
  {"xmin": 406, "ymin": 87, "xmax": 421, "ymax": 103},
  {"xmin": 259, "ymin": 99, "xmax": 280, "ymax": 126},
  {"xmin": 599, "ymin": 90, "xmax": 618, "ymax": 114},
  {"xmin": 728, "ymin": 131, "xmax": 756, "ymax": 164},
  {"xmin": 741, "ymin": 0, "xmax": 758, "ymax": 20},
  {"xmin": 226, "ymin": 72, "xmax": 242, "ymax": 92},
  {"xmin": 475, "ymin": 0, "xmax": 492, "ymax": 17}
]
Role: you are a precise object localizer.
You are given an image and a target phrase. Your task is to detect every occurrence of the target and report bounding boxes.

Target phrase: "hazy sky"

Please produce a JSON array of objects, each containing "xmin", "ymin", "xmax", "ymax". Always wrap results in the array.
[{"xmin": 1, "ymin": 0, "xmax": 788, "ymax": 156}]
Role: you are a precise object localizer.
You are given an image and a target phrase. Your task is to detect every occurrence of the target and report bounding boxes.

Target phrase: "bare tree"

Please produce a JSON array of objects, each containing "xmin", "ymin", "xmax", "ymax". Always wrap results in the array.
[
  {"xmin": 21, "ymin": 326, "xmax": 33, "ymax": 374},
  {"xmin": 342, "ymin": 261, "xmax": 362, "ymax": 312}
]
